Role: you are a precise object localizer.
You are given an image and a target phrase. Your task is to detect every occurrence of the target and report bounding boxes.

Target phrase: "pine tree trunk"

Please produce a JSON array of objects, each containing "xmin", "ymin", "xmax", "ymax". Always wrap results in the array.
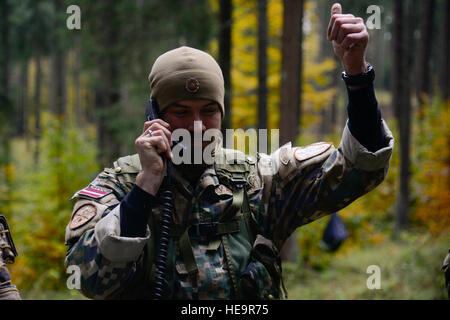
[
  {"xmin": 50, "ymin": 0, "xmax": 66, "ymax": 118},
  {"xmin": 51, "ymin": 52, "xmax": 66, "ymax": 117},
  {"xmin": 74, "ymin": 36, "xmax": 83, "ymax": 128},
  {"xmin": 257, "ymin": 0, "xmax": 268, "ymax": 131},
  {"xmin": 33, "ymin": 53, "xmax": 42, "ymax": 165},
  {"xmin": 0, "ymin": 0, "xmax": 13, "ymax": 214},
  {"xmin": 393, "ymin": 0, "xmax": 415, "ymax": 234},
  {"xmin": 279, "ymin": 0, "xmax": 304, "ymax": 262},
  {"xmin": 0, "ymin": 0, "xmax": 9, "ymax": 101},
  {"xmin": 318, "ymin": 0, "xmax": 338, "ymax": 138},
  {"xmin": 219, "ymin": 0, "xmax": 232, "ymax": 130},
  {"xmin": 17, "ymin": 61, "xmax": 28, "ymax": 137},
  {"xmin": 280, "ymin": 0, "xmax": 304, "ymax": 146},
  {"xmin": 96, "ymin": 2, "xmax": 122, "ymax": 167},
  {"xmin": 32, "ymin": 0, "xmax": 43, "ymax": 164},
  {"xmin": 416, "ymin": 0, "xmax": 435, "ymax": 111},
  {"xmin": 439, "ymin": 0, "xmax": 450, "ymax": 100}
]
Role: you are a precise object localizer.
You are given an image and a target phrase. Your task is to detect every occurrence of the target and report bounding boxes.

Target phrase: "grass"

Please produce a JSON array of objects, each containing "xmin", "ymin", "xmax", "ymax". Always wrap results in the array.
[
  {"xmin": 283, "ymin": 231, "xmax": 449, "ymax": 300},
  {"xmin": 19, "ymin": 289, "xmax": 87, "ymax": 300}
]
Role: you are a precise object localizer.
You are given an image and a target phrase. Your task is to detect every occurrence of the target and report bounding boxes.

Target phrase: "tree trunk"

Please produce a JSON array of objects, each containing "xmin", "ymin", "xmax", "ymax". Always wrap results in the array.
[
  {"xmin": 279, "ymin": 0, "xmax": 304, "ymax": 262},
  {"xmin": 0, "ymin": 0, "xmax": 9, "ymax": 101},
  {"xmin": 219, "ymin": 0, "xmax": 232, "ymax": 130},
  {"xmin": 17, "ymin": 61, "xmax": 28, "ymax": 137},
  {"xmin": 51, "ymin": 53, "xmax": 66, "ymax": 117},
  {"xmin": 0, "ymin": 0, "xmax": 13, "ymax": 214},
  {"xmin": 33, "ymin": 53, "xmax": 42, "ymax": 164},
  {"xmin": 74, "ymin": 35, "xmax": 83, "ymax": 128},
  {"xmin": 392, "ymin": 1, "xmax": 403, "ymax": 121},
  {"xmin": 32, "ymin": 0, "xmax": 43, "ymax": 164},
  {"xmin": 318, "ymin": 0, "xmax": 338, "ymax": 138},
  {"xmin": 416, "ymin": 0, "xmax": 435, "ymax": 112},
  {"xmin": 329, "ymin": 55, "xmax": 340, "ymax": 135},
  {"xmin": 393, "ymin": 0, "xmax": 414, "ymax": 234},
  {"xmin": 96, "ymin": 2, "xmax": 122, "ymax": 167},
  {"xmin": 257, "ymin": 0, "xmax": 268, "ymax": 131},
  {"xmin": 280, "ymin": 0, "xmax": 304, "ymax": 146},
  {"xmin": 51, "ymin": 0, "xmax": 66, "ymax": 118},
  {"xmin": 439, "ymin": 0, "xmax": 450, "ymax": 100},
  {"xmin": 392, "ymin": 0, "xmax": 404, "ymax": 232}
]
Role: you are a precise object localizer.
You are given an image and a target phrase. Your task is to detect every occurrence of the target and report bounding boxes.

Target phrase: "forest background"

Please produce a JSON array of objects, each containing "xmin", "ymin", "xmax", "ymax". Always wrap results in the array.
[{"xmin": 0, "ymin": 0, "xmax": 448, "ymax": 299}]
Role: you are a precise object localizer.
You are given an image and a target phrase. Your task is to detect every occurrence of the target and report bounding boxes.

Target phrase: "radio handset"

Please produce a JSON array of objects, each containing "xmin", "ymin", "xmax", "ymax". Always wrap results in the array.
[
  {"xmin": 145, "ymin": 99, "xmax": 173, "ymax": 300},
  {"xmin": 145, "ymin": 99, "xmax": 160, "ymax": 123}
]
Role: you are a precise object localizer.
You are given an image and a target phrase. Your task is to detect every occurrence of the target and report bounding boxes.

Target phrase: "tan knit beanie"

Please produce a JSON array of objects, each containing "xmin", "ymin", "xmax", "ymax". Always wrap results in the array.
[{"xmin": 148, "ymin": 46, "xmax": 225, "ymax": 117}]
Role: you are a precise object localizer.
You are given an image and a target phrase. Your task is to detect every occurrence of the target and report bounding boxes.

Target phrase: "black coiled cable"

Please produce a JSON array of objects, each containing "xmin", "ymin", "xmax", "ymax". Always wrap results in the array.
[{"xmin": 152, "ymin": 160, "xmax": 173, "ymax": 300}]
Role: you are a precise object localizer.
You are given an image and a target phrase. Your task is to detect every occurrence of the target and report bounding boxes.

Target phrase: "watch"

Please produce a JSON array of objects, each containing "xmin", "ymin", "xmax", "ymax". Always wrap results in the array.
[{"xmin": 341, "ymin": 63, "xmax": 375, "ymax": 87}]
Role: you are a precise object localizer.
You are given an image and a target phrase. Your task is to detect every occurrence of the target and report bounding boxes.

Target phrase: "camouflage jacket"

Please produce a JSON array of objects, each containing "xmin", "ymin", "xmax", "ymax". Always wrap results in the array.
[
  {"xmin": 443, "ymin": 249, "xmax": 450, "ymax": 298},
  {"xmin": 0, "ymin": 216, "xmax": 21, "ymax": 300},
  {"xmin": 65, "ymin": 120, "xmax": 394, "ymax": 299}
]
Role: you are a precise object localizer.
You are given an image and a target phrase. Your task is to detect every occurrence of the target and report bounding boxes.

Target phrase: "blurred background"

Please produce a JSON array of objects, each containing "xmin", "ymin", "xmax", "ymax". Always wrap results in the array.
[{"xmin": 0, "ymin": 0, "xmax": 448, "ymax": 299}]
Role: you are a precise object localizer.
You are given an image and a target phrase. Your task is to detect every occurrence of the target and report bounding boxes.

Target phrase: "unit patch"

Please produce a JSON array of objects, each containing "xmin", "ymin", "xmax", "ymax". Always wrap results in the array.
[
  {"xmin": 69, "ymin": 204, "xmax": 97, "ymax": 230},
  {"xmin": 215, "ymin": 184, "xmax": 233, "ymax": 196},
  {"xmin": 77, "ymin": 186, "xmax": 112, "ymax": 199},
  {"xmin": 294, "ymin": 142, "xmax": 332, "ymax": 162},
  {"xmin": 185, "ymin": 78, "xmax": 200, "ymax": 93}
]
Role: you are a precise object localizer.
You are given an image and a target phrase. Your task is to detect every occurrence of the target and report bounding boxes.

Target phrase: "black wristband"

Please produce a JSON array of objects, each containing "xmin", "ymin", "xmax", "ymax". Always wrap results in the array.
[{"xmin": 341, "ymin": 63, "xmax": 375, "ymax": 87}]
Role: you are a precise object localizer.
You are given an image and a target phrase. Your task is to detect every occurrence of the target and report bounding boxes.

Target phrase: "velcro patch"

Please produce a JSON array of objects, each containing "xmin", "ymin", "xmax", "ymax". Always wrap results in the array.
[
  {"xmin": 77, "ymin": 186, "xmax": 112, "ymax": 199},
  {"xmin": 294, "ymin": 142, "xmax": 332, "ymax": 162},
  {"xmin": 69, "ymin": 204, "xmax": 97, "ymax": 230},
  {"xmin": 215, "ymin": 184, "xmax": 233, "ymax": 196}
]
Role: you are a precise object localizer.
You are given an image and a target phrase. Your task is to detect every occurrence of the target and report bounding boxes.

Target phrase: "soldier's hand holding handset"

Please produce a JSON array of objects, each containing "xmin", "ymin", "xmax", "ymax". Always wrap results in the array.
[{"xmin": 135, "ymin": 119, "xmax": 173, "ymax": 196}]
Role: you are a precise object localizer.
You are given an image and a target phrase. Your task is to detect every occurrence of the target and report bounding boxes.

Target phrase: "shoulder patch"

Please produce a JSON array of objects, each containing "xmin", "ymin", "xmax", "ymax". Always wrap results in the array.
[
  {"xmin": 294, "ymin": 142, "xmax": 332, "ymax": 162},
  {"xmin": 77, "ymin": 186, "xmax": 112, "ymax": 199},
  {"xmin": 215, "ymin": 184, "xmax": 233, "ymax": 197},
  {"xmin": 69, "ymin": 204, "xmax": 97, "ymax": 230}
]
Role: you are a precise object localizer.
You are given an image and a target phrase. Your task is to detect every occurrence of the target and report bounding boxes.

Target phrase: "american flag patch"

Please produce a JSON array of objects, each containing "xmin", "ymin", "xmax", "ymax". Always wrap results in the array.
[{"xmin": 77, "ymin": 186, "xmax": 112, "ymax": 199}]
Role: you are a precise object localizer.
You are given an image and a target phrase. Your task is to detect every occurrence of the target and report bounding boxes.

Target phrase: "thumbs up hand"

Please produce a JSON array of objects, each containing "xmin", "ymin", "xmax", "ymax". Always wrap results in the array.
[{"xmin": 327, "ymin": 3, "xmax": 369, "ymax": 75}]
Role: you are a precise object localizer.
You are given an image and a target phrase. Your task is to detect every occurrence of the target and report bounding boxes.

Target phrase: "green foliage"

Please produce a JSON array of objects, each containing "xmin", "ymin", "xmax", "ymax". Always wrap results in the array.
[
  {"xmin": 7, "ymin": 113, "xmax": 99, "ymax": 291},
  {"xmin": 412, "ymin": 97, "xmax": 450, "ymax": 235},
  {"xmin": 285, "ymin": 232, "xmax": 449, "ymax": 299},
  {"xmin": 297, "ymin": 217, "xmax": 333, "ymax": 271}
]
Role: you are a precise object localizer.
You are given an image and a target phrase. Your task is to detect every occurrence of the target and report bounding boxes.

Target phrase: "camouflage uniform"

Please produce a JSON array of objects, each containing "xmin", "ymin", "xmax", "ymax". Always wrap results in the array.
[
  {"xmin": 65, "ymin": 120, "xmax": 394, "ymax": 299},
  {"xmin": 443, "ymin": 249, "xmax": 450, "ymax": 299},
  {"xmin": 0, "ymin": 216, "xmax": 21, "ymax": 300}
]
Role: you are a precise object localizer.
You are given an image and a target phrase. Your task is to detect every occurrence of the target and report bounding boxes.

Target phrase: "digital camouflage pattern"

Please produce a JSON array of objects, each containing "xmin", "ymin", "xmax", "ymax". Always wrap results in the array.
[
  {"xmin": 65, "ymin": 120, "xmax": 394, "ymax": 299},
  {"xmin": 0, "ymin": 215, "xmax": 21, "ymax": 300},
  {"xmin": 443, "ymin": 249, "xmax": 450, "ymax": 299}
]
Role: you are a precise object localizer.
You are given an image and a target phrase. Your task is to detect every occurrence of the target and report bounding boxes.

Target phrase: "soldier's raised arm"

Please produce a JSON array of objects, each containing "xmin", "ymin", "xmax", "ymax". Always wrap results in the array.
[{"xmin": 255, "ymin": 3, "xmax": 394, "ymax": 250}]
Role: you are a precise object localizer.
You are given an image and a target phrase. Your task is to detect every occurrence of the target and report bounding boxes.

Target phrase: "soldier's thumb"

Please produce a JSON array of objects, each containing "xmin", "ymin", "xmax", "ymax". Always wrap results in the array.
[{"xmin": 331, "ymin": 3, "xmax": 342, "ymax": 15}]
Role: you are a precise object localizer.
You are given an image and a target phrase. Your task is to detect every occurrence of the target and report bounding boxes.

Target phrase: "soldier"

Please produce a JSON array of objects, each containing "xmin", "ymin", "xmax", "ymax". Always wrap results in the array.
[
  {"xmin": 0, "ymin": 215, "xmax": 21, "ymax": 300},
  {"xmin": 443, "ymin": 249, "xmax": 450, "ymax": 299},
  {"xmin": 64, "ymin": 3, "xmax": 394, "ymax": 299}
]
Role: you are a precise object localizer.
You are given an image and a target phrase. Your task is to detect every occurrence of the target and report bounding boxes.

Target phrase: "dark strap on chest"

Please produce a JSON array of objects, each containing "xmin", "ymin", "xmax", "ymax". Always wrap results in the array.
[{"xmin": 145, "ymin": 150, "xmax": 260, "ymax": 297}]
